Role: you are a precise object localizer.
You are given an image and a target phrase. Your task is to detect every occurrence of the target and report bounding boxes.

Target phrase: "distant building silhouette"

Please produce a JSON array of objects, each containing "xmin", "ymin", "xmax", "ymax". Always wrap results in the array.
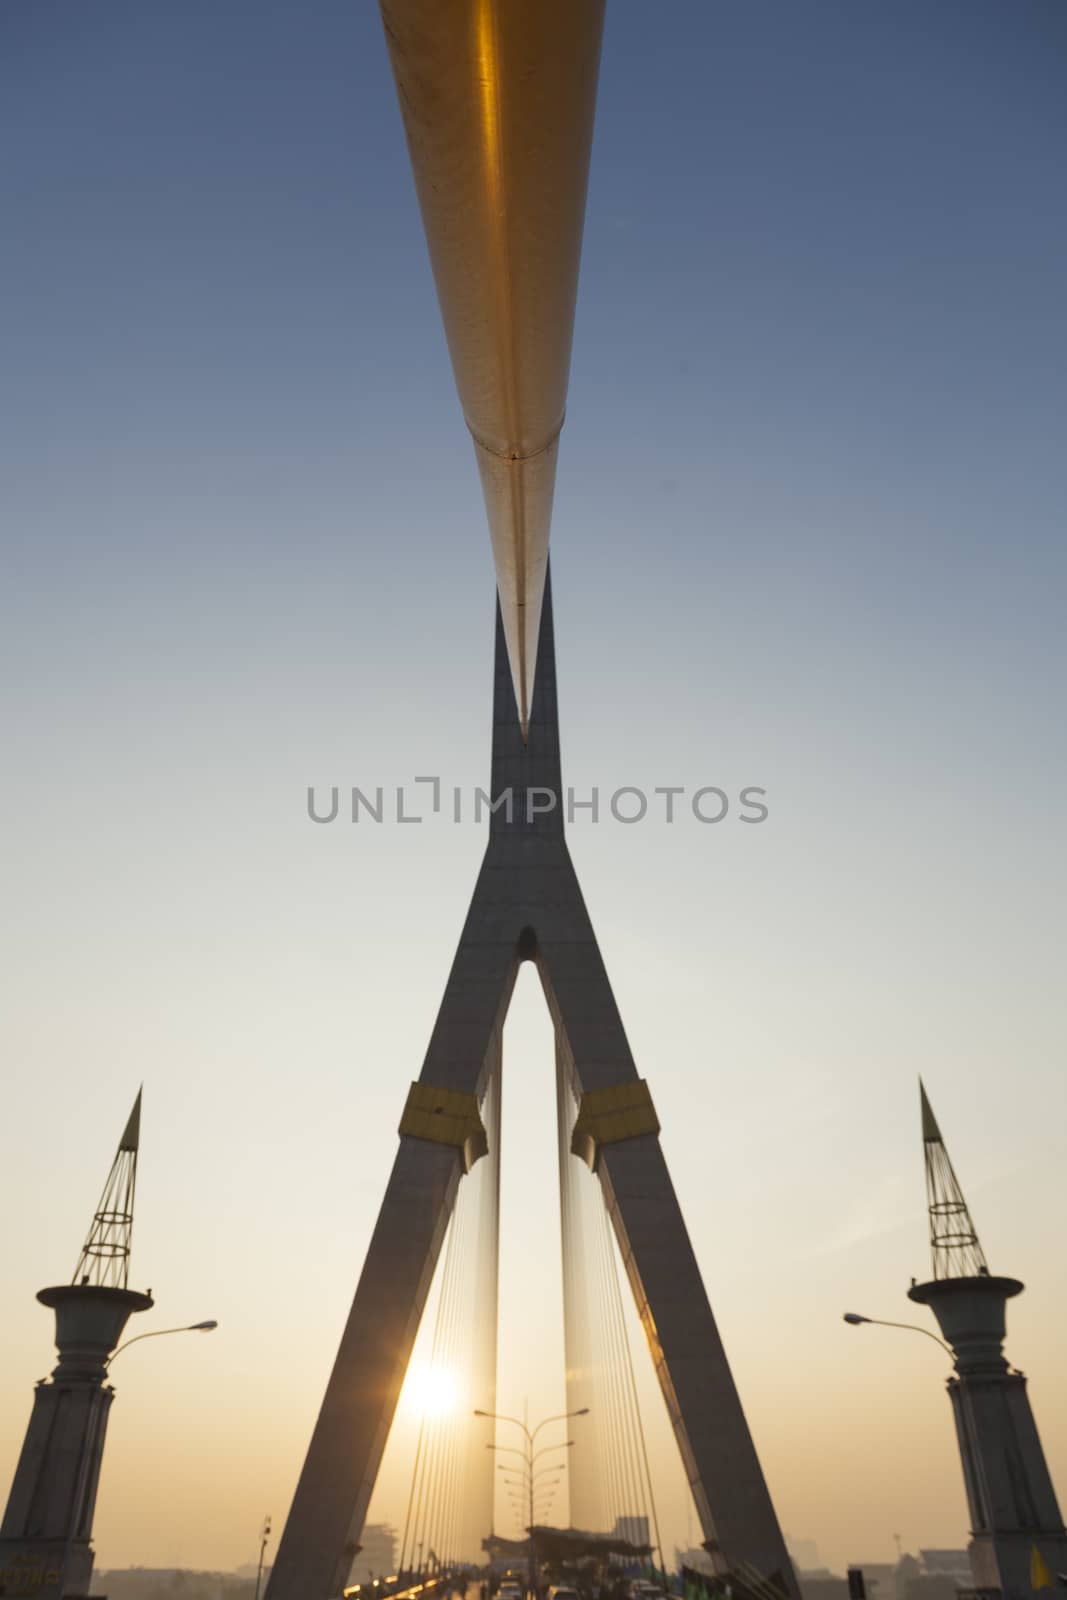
[
  {"xmin": 825, "ymin": 1553, "xmax": 974, "ymax": 1600},
  {"xmin": 787, "ymin": 1540, "xmax": 823, "ymax": 1575},
  {"xmin": 97, "ymin": 1572, "xmax": 257, "ymax": 1600},
  {"xmin": 797, "ymin": 1574, "xmax": 849, "ymax": 1600},
  {"xmin": 677, "ymin": 1546, "xmax": 717, "ymax": 1577},
  {"xmin": 846, "ymin": 1563, "xmax": 899, "ymax": 1600},
  {"xmin": 348, "ymin": 1525, "xmax": 398, "ymax": 1587},
  {"xmin": 614, "ymin": 1516, "xmax": 651, "ymax": 1550}
]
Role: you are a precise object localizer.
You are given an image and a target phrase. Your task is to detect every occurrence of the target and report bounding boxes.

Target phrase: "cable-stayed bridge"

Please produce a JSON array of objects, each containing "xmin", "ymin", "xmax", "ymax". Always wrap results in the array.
[{"xmin": 263, "ymin": 6, "xmax": 795, "ymax": 1598}]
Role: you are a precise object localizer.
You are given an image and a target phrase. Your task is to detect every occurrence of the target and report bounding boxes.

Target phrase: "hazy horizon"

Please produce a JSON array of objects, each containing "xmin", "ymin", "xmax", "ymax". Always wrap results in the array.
[{"xmin": 2, "ymin": 0, "xmax": 1065, "ymax": 1581}]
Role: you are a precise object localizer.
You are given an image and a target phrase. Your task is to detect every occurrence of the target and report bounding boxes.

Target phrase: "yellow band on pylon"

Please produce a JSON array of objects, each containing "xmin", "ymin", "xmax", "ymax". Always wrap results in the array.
[
  {"xmin": 1030, "ymin": 1546, "xmax": 1054, "ymax": 1590},
  {"xmin": 571, "ymin": 1079, "xmax": 659, "ymax": 1171},
  {"xmin": 399, "ymin": 1082, "xmax": 488, "ymax": 1173}
]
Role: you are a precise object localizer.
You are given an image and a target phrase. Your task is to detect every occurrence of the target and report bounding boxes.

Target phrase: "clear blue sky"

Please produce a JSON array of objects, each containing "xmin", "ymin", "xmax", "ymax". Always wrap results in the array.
[{"xmin": 2, "ymin": 0, "xmax": 1065, "ymax": 1576}]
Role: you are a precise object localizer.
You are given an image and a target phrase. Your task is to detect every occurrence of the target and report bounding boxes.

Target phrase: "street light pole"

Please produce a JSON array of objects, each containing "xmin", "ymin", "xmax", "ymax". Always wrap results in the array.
[
  {"xmin": 474, "ymin": 1407, "xmax": 589, "ymax": 1597},
  {"xmin": 255, "ymin": 1515, "xmax": 272, "ymax": 1600},
  {"xmin": 58, "ymin": 1317, "xmax": 218, "ymax": 1598}
]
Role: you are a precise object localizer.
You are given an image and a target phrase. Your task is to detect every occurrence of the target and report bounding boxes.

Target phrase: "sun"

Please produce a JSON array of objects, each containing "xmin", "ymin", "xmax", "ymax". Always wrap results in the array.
[{"xmin": 404, "ymin": 1364, "xmax": 459, "ymax": 1418}]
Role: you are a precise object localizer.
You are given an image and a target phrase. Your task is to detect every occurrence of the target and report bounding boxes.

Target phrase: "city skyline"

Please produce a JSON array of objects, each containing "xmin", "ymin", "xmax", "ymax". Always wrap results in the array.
[{"xmin": 2, "ymin": 0, "xmax": 1065, "ymax": 1583}]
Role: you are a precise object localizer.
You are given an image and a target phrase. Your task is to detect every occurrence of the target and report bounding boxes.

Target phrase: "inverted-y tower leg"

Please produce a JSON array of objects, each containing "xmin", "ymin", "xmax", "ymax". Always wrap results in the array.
[
  {"xmin": 269, "ymin": 570, "xmax": 795, "ymax": 1600},
  {"xmin": 549, "ymin": 986, "xmax": 793, "ymax": 1587},
  {"xmin": 266, "ymin": 938, "xmax": 516, "ymax": 1600},
  {"xmin": 495, "ymin": 573, "xmax": 795, "ymax": 1587}
]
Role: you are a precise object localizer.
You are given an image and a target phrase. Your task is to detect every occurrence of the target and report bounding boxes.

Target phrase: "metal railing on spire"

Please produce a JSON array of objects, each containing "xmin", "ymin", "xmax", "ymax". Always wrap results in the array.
[
  {"xmin": 72, "ymin": 1087, "xmax": 142, "ymax": 1290},
  {"xmin": 920, "ymin": 1078, "xmax": 990, "ymax": 1279}
]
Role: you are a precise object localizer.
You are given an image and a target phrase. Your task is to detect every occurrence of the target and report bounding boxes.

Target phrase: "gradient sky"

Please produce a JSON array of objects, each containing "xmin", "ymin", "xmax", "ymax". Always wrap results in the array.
[{"xmin": 2, "ymin": 0, "xmax": 1065, "ymax": 1580}]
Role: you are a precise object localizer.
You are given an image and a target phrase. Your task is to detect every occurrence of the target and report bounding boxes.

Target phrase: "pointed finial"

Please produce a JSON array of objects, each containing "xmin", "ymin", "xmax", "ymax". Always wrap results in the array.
[
  {"xmin": 919, "ymin": 1081, "xmax": 989, "ymax": 1280},
  {"xmin": 72, "ymin": 1091, "xmax": 143, "ymax": 1290},
  {"xmin": 119, "ymin": 1087, "xmax": 142, "ymax": 1153},
  {"xmin": 919, "ymin": 1078, "xmax": 941, "ymax": 1143}
]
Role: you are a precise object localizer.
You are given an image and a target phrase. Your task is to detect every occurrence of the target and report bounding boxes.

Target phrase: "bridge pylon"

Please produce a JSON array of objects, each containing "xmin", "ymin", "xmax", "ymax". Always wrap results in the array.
[{"xmin": 267, "ymin": 575, "xmax": 796, "ymax": 1600}]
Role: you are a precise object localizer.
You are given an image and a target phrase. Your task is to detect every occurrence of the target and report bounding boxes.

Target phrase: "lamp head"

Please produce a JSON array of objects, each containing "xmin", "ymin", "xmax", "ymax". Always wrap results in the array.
[
  {"xmin": 843, "ymin": 1312, "xmax": 870, "ymax": 1325},
  {"xmin": 190, "ymin": 1320, "xmax": 219, "ymax": 1331}
]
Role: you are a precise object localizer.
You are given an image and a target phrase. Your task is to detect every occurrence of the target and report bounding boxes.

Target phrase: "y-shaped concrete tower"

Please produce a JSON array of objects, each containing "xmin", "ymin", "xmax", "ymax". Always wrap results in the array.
[{"xmin": 267, "ymin": 577, "xmax": 796, "ymax": 1600}]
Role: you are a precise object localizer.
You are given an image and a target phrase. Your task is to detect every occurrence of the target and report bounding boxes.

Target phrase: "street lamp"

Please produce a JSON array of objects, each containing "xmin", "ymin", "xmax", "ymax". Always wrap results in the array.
[
  {"xmin": 473, "ymin": 1407, "xmax": 589, "ymax": 1440},
  {"xmin": 255, "ymin": 1515, "xmax": 272, "ymax": 1600},
  {"xmin": 108, "ymin": 1319, "xmax": 219, "ymax": 1365},
  {"xmin": 473, "ymin": 1407, "xmax": 589, "ymax": 1593},
  {"xmin": 57, "ymin": 1317, "xmax": 218, "ymax": 1600},
  {"xmin": 842, "ymin": 1311, "xmax": 953, "ymax": 1357}
]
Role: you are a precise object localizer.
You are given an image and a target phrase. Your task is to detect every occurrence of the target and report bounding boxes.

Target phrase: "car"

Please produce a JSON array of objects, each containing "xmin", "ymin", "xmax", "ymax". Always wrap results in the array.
[{"xmin": 548, "ymin": 1589, "xmax": 581, "ymax": 1600}]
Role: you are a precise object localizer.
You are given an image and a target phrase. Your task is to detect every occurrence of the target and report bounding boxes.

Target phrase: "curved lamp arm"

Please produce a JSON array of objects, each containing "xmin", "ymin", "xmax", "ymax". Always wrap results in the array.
[
  {"xmin": 532, "ymin": 1440, "xmax": 574, "ymax": 1465},
  {"xmin": 474, "ymin": 1408, "xmax": 531, "ymax": 1444},
  {"xmin": 108, "ymin": 1320, "xmax": 218, "ymax": 1367},
  {"xmin": 489, "ymin": 1440, "xmax": 531, "ymax": 1465},
  {"xmin": 530, "ymin": 1407, "xmax": 589, "ymax": 1444},
  {"xmin": 843, "ymin": 1312, "xmax": 953, "ymax": 1358}
]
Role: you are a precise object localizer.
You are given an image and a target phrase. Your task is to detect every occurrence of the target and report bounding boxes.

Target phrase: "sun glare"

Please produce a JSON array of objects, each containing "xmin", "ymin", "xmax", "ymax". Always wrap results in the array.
[{"xmin": 404, "ymin": 1365, "xmax": 459, "ymax": 1419}]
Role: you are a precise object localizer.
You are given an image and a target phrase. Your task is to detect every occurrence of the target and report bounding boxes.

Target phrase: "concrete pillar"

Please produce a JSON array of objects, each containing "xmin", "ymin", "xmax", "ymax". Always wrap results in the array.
[
  {"xmin": 0, "ymin": 1284, "xmax": 152, "ymax": 1599},
  {"xmin": 909, "ymin": 1276, "xmax": 1067, "ymax": 1600}
]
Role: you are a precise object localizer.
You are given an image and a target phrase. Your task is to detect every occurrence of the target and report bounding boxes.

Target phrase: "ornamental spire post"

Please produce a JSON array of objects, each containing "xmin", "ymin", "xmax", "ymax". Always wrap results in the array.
[
  {"xmin": 909, "ymin": 1082, "xmax": 1067, "ymax": 1600},
  {"xmin": 0, "ymin": 1093, "xmax": 153, "ymax": 1599}
]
